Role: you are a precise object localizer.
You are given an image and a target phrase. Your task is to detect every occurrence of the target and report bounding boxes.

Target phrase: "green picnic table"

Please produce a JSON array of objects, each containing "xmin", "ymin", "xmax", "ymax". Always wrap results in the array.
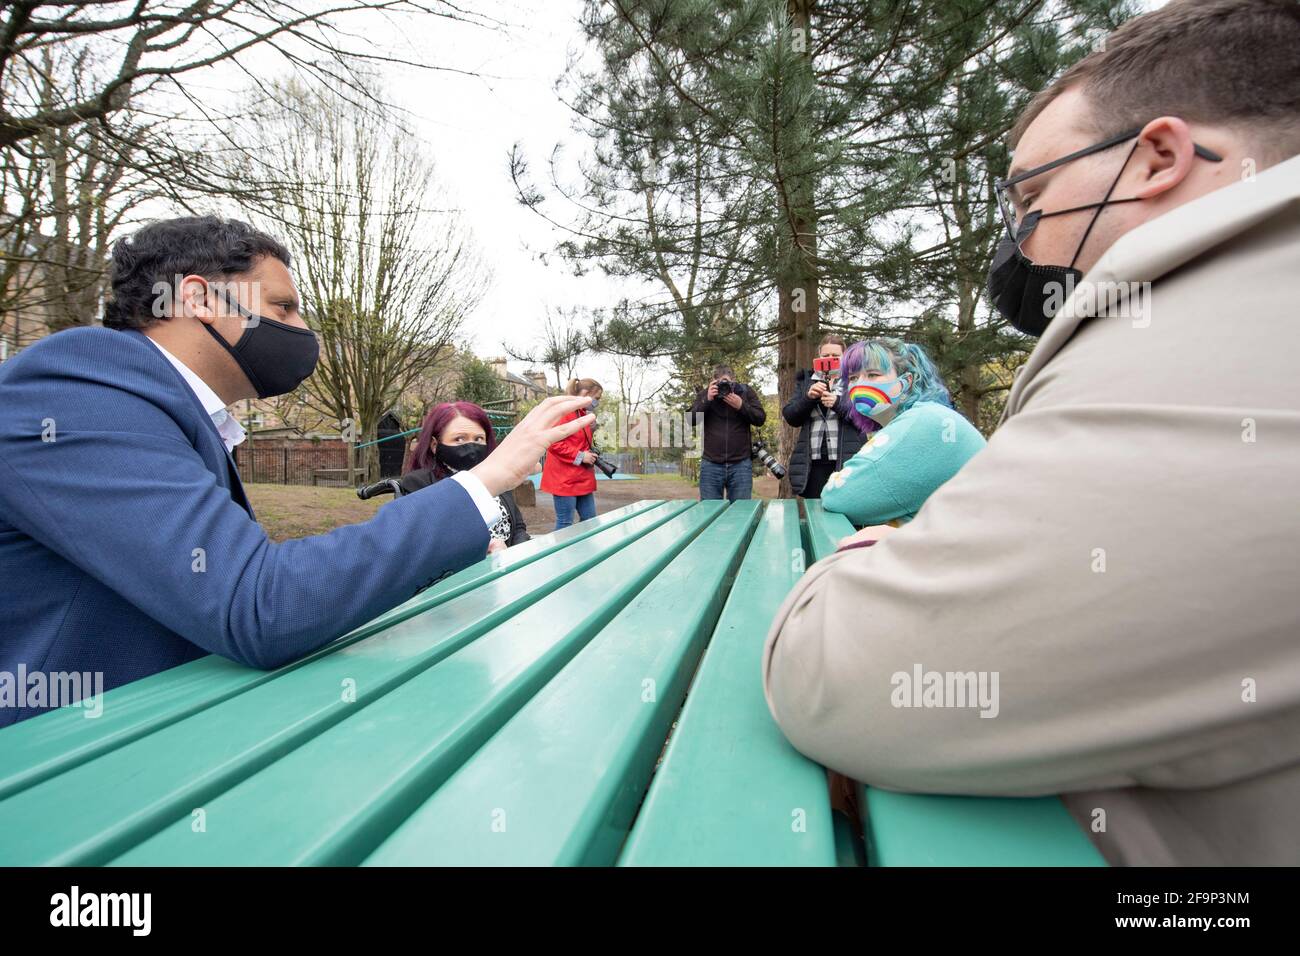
[{"xmin": 0, "ymin": 499, "xmax": 1104, "ymax": 866}]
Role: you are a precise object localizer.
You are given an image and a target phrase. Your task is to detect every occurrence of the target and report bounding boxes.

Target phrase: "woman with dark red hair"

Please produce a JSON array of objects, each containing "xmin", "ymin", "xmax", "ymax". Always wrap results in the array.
[{"xmin": 402, "ymin": 401, "xmax": 529, "ymax": 552}]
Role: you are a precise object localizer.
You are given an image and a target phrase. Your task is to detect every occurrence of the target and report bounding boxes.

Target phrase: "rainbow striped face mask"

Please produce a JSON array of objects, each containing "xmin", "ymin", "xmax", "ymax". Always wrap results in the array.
[{"xmin": 848, "ymin": 375, "xmax": 909, "ymax": 421}]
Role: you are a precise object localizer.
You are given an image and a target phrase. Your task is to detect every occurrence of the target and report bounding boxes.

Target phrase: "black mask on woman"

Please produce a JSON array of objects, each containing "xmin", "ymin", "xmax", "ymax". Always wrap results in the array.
[
  {"xmin": 203, "ymin": 290, "xmax": 320, "ymax": 398},
  {"xmin": 435, "ymin": 441, "xmax": 487, "ymax": 472}
]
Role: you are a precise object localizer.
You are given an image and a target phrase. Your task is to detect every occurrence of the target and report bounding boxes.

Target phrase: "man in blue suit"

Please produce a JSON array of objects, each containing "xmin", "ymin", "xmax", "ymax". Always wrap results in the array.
[{"xmin": 0, "ymin": 216, "xmax": 594, "ymax": 727}]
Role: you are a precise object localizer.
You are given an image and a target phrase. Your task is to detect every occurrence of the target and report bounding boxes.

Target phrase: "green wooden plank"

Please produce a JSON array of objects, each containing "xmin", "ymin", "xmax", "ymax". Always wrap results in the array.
[
  {"xmin": 798, "ymin": 501, "xmax": 868, "ymax": 867},
  {"xmin": 362, "ymin": 501, "xmax": 763, "ymax": 867},
  {"xmin": 618, "ymin": 500, "xmax": 837, "ymax": 866},
  {"xmin": 0, "ymin": 501, "xmax": 663, "ymax": 800},
  {"xmin": 0, "ymin": 501, "xmax": 691, "ymax": 866},
  {"xmin": 353, "ymin": 500, "xmax": 667, "ymax": 636},
  {"xmin": 861, "ymin": 787, "xmax": 1107, "ymax": 866},
  {"xmin": 113, "ymin": 502, "xmax": 727, "ymax": 866},
  {"xmin": 803, "ymin": 500, "xmax": 856, "ymax": 563}
]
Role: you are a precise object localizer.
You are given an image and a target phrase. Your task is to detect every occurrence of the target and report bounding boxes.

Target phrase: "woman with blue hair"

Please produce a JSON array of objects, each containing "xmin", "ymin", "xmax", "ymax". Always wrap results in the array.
[{"xmin": 822, "ymin": 338, "xmax": 986, "ymax": 526}]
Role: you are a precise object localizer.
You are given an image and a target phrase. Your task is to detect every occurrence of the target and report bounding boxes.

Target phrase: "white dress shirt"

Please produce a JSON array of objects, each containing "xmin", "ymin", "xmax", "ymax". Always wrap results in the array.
[
  {"xmin": 145, "ymin": 336, "xmax": 501, "ymax": 529},
  {"xmin": 447, "ymin": 472, "xmax": 507, "ymax": 529},
  {"xmin": 147, "ymin": 337, "xmax": 246, "ymax": 453}
]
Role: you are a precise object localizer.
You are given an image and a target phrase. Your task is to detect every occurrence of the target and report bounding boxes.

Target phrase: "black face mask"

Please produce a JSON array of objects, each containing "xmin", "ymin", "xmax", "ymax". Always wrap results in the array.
[
  {"xmin": 987, "ymin": 211, "xmax": 1086, "ymax": 337},
  {"xmin": 203, "ymin": 289, "xmax": 320, "ymax": 398},
  {"xmin": 988, "ymin": 140, "xmax": 1140, "ymax": 337},
  {"xmin": 990, "ymin": 127, "xmax": 1225, "ymax": 336},
  {"xmin": 435, "ymin": 441, "xmax": 487, "ymax": 472}
]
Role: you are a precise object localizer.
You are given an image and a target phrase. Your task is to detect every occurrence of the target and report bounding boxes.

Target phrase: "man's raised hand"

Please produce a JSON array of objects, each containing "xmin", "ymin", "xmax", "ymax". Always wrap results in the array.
[{"xmin": 470, "ymin": 395, "xmax": 595, "ymax": 496}]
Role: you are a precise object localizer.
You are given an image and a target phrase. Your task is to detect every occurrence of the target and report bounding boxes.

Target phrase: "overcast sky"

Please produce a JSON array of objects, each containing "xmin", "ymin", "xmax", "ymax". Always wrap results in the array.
[
  {"xmin": 169, "ymin": 1, "xmax": 650, "ymax": 394},
  {"xmin": 368, "ymin": 0, "xmax": 656, "ymax": 393},
  {"xmin": 186, "ymin": 0, "xmax": 1164, "ymax": 398}
]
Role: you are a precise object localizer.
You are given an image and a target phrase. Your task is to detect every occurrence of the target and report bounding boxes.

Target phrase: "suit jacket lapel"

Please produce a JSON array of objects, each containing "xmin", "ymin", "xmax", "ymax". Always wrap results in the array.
[
  {"xmin": 126, "ymin": 329, "xmax": 256, "ymax": 518},
  {"xmin": 224, "ymin": 445, "xmax": 254, "ymax": 518}
]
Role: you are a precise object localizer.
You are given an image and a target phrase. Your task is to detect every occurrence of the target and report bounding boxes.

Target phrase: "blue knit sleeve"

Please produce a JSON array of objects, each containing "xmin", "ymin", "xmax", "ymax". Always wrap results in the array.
[{"xmin": 821, "ymin": 402, "xmax": 986, "ymax": 525}]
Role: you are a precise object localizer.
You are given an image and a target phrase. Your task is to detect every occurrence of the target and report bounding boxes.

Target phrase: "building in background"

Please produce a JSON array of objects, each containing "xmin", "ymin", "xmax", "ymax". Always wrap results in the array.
[{"xmin": 484, "ymin": 356, "xmax": 550, "ymax": 412}]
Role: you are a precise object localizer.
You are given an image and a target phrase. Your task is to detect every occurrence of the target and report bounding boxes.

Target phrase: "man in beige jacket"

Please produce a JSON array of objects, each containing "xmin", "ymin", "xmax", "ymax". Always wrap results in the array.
[{"xmin": 762, "ymin": 0, "xmax": 1300, "ymax": 866}]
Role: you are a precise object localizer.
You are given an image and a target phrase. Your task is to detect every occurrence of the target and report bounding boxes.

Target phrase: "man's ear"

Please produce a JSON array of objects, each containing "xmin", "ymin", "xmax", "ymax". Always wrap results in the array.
[
  {"xmin": 1131, "ymin": 116, "xmax": 1198, "ymax": 200},
  {"xmin": 178, "ymin": 275, "xmax": 216, "ymax": 323}
]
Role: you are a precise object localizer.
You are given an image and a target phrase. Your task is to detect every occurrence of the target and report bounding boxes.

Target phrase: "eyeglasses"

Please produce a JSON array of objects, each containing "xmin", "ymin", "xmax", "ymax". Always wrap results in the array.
[{"xmin": 994, "ymin": 125, "xmax": 1223, "ymax": 239}]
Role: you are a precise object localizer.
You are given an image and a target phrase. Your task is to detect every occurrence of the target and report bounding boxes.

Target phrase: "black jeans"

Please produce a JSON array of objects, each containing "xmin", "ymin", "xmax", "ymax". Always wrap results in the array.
[{"xmin": 801, "ymin": 459, "xmax": 837, "ymax": 499}]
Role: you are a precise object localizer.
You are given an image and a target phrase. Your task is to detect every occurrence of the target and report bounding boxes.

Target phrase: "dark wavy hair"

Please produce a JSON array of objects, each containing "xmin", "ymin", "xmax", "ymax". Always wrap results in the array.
[
  {"xmin": 403, "ymin": 401, "xmax": 499, "ymax": 481},
  {"xmin": 102, "ymin": 216, "xmax": 291, "ymax": 330}
]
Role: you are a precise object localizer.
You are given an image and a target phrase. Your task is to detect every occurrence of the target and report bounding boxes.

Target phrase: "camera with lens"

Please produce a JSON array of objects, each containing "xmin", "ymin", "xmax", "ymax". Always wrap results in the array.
[
  {"xmin": 715, "ymin": 379, "xmax": 745, "ymax": 398},
  {"xmin": 589, "ymin": 446, "xmax": 618, "ymax": 479},
  {"xmin": 752, "ymin": 439, "xmax": 786, "ymax": 480},
  {"xmin": 811, "ymin": 356, "xmax": 842, "ymax": 398}
]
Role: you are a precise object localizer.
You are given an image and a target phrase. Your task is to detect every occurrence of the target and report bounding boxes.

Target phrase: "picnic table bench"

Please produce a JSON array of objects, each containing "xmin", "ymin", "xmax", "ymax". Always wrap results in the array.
[{"xmin": 0, "ymin": 499, "xmax": 1104, "ymax": 866}]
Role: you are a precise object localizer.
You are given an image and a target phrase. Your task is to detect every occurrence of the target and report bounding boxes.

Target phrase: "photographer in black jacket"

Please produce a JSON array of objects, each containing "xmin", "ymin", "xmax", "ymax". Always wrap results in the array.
[
  {"xmin": 781, "ymin": 335, "xmax": 866, "ymax": 499},
  {"xmin": 690, "ymin": 365, "xmax": 766, "ymax": 501}
]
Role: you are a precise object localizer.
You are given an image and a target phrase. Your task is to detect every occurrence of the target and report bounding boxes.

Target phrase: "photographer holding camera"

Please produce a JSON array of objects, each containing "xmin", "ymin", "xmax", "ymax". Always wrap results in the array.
[
  {"xmin": 690, "ymin": 365, "xmax": 766, "ymax": 501},
  {"xmin": 781, "ymin": 334, "xmax": 867, "ymax": 499},
  {"xmin": 540, "ymin": 377, "xmax": 605, "ymax": 529}
]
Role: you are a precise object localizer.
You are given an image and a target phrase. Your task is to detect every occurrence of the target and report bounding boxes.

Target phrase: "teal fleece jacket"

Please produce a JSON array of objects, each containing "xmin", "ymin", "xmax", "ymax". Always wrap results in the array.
[{"xmin": 821, "ymin": 400, "xmax": 986, "ymax": 525}]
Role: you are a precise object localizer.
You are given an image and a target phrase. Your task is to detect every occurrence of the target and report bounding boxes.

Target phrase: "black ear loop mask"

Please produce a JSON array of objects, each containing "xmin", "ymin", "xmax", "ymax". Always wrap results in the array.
[
  {"xmin": 988, "ymin": 140, "xmax": 1140, "ymax": 337},
  {"xmin": 201, "ymin": 284, "xmax": 320, "ymax": 399},
  {"xmin": 988, "ymin": 128, "xmax": 1223, "ymax": 336}
]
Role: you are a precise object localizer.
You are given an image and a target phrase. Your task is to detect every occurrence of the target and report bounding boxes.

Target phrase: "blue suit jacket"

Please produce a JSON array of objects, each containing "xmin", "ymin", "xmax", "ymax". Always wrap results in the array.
[{"xmin": 0, "ymin": 327, "xmax": 488, "ymax": 727}]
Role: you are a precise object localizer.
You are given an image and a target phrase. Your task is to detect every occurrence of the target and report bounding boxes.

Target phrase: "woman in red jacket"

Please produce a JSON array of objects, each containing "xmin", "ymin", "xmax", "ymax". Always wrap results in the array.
[{"xmin": 540, "ymin": 377, "xmax": 602, "ymax": 529}]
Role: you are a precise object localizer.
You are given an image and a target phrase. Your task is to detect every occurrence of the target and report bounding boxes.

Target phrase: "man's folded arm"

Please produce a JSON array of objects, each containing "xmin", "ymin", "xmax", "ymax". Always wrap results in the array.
[
  {"xmin": 762, "ymin": 406, "xmax": 1300, "ymax": 798},
  {"xmin": 0, "ymin": 423, "xmax": 489, "ymax": 670}
]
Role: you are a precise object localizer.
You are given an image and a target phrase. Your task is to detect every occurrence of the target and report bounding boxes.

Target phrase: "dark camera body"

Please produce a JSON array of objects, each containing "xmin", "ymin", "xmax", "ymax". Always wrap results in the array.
[
  {"xmin": 589, "ymin": 446, "xmax": 618, "ymax": 478},
  {"xmin": 715, "ymin": 379, "xmax": 745, "ymax": 397}
]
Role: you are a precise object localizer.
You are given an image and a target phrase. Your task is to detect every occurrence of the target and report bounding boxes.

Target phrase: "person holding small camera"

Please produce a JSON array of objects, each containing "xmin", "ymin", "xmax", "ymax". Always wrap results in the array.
[
  {"xmin": 690, "ymin": 365, "xmax": 766, "ymax": 501},
  {"xmin": 782, "ymin": 334, "xmax": 868, "ymax": 499},
  {"xmin": 541, "ymin": 377, "xmax": 604, "ymax": 529}
]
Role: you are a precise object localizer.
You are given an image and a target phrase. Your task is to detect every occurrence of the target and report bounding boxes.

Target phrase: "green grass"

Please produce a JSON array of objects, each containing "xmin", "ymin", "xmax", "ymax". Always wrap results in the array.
[{"xmin": 245, "ymin": 483, "xmax": 384, "ymax": 542}]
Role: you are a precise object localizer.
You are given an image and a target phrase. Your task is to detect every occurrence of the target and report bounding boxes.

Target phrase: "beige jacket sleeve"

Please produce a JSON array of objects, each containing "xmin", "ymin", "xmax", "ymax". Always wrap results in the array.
[{"xmin": 762, "ymin": 155, "xmax": 1300, "ymax": 800}]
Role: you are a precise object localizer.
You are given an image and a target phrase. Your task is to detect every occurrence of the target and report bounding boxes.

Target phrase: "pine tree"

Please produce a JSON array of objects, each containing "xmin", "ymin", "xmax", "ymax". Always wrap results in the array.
[{"xmin": 517, "ymin": 0, "xmax": 1137, "ymax": 486}]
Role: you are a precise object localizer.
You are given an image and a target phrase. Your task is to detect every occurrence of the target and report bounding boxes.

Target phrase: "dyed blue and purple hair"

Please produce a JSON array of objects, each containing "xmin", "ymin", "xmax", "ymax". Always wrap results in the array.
[{"xmin": 838, "ymin": 338, "xmax": 953, "ymax": 434}]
